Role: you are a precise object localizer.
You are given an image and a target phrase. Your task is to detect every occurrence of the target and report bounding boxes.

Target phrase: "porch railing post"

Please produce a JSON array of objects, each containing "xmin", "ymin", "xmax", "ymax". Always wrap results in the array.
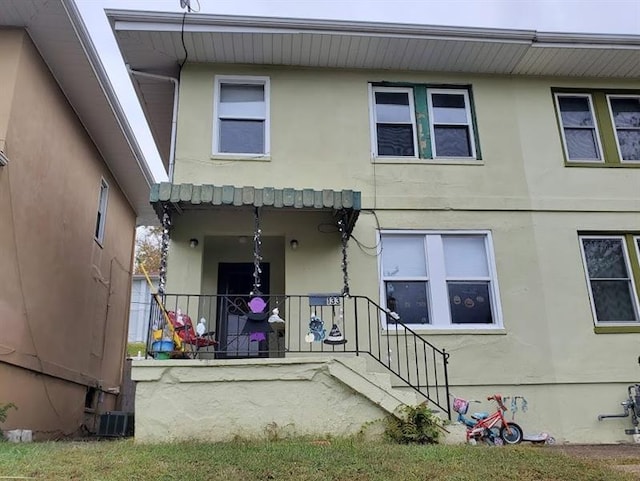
[
  {"xmin": 353, "ymin": 296, "xmax": 359, "ymax": 355},
  {"xmin": 443, "ymin": 349, "xmax": 451, "ymax": 420}
]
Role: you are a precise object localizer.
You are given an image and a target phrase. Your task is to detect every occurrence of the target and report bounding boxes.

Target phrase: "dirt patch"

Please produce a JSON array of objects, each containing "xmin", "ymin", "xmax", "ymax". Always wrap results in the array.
[{"xmin": 554, "ymin": 444, "xmax": 640, "ymax": 478}]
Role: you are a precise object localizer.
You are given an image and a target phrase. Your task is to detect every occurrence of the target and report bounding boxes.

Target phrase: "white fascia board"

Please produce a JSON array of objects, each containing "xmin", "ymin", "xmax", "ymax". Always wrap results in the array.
[{"xmin": 108, "ymin": 9, "xmax": 640, "ymax": 50}]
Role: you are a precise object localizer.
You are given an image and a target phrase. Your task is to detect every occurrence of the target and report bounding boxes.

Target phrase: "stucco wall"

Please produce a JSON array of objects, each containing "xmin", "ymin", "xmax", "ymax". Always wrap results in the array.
[
  {"xmin": 0, "ymin": 30, "xmax": 136, "ymax": 437},
  {"xmin": 161, "ymin": 63, "xmax": 640, "ymax": 443},
  {"xmin": 132, "ymin": 358, "xmax": 391, "ymax": 443},
  {"xmin": 173, "ymin": 64, "xmax": 639, "ymax": 211}
]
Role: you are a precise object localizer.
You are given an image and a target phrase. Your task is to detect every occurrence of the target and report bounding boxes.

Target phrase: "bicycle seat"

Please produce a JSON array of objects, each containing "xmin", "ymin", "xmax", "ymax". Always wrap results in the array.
[{"xmin": 471, "ymin": 412, "xmax": 489, "ymax": 420}]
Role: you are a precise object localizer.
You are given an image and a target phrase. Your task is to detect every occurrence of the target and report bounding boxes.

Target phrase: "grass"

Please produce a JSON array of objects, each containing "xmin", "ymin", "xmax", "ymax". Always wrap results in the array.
[
  {"xmin": 0, "ymin": 438, "xmax": 635, "ymax": 481},
  {"xmin": 126, "ymin": 342, "xmax": 146, "ymax": 358}
]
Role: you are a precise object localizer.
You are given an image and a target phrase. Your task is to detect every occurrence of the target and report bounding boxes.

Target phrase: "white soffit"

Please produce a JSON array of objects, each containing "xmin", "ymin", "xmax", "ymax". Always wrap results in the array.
[{"xmin": 109, "ymin": 10, "xmax": 640, "ymax": 78}]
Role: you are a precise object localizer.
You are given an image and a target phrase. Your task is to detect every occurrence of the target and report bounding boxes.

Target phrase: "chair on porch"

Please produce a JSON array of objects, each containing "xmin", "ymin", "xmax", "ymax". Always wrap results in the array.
[{"xmin": 167, "ymin": 310, "xmax": 218, "ymax": 357}]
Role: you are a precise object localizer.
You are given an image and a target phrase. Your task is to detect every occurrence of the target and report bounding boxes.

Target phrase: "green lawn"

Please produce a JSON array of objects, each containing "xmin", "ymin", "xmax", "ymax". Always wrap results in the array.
[{"xmin": 0, "ymin": 439, "xmax": 634, "ymax": 481}]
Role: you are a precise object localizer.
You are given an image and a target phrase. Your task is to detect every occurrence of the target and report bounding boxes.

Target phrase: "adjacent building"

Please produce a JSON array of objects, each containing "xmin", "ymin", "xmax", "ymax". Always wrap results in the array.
[{"xmin": 0, "ymin": 1, "xmax": 155, "ymax": 438}]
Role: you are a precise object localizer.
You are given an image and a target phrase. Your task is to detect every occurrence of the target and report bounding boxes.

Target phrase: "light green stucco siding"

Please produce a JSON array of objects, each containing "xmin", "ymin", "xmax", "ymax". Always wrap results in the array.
[{"xmin": 161, "ymin": 64, "xmax": 640, "ymax": 443}]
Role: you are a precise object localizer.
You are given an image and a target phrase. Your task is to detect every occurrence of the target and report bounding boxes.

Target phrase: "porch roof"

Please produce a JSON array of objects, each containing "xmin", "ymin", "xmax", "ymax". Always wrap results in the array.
[{"xmin": 150, "ymin": 182, "xmax": 361, "ymax": 232}]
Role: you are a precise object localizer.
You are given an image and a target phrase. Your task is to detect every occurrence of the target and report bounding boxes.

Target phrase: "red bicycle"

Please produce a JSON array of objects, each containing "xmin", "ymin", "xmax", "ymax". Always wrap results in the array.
[{"xmin": 453, "ymin": 394, "xmax": 523, "ymax": 445}]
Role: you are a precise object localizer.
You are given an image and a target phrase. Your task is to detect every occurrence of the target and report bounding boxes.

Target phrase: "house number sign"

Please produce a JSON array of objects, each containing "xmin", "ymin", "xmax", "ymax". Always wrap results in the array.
[{"xmin": 308, "ymin": 293, "xmax": 341, "ymax": 306}]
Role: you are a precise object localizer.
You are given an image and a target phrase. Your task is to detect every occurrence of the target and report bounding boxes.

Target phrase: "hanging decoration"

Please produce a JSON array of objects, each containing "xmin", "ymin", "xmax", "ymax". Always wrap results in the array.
[
  {"xmin": 158, "ymin": 204, "xmax": 172, "ymax": 295},
  {"xmin": 337, "ymin": 217, "xmax": 350, "ymax": 297},
  {"xmin": 241, "ymin": 206, "xmax": 272, "ymax": 343},
  {"xmin": 306, "ymin": 313, "xmax": 326, "ymax": 343},
  {"xmin": 251, "ymin": 206, "xmax": 263, "ymax": 296},
  {"xmin": 324, "ymin": 304, "xmax": 347, "ymax": 345}
]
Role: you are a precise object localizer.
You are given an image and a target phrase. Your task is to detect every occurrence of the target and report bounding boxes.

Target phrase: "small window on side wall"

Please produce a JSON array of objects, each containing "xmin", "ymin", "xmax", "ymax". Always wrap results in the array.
[
  {"xmin": 213, "ymin": 76, "xmax": 270, "ymax": 156},
  {"xmin": 371, "ymin": 86, "xmax": 418, "ymax": 157},
  {"xmin": 95, "ymin": 179, "xmax": 108, "ymax": 244}
]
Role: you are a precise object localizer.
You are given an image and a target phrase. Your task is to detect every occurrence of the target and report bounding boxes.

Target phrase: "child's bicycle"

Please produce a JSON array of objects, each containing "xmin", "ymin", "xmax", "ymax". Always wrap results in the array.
[{"xmin": 453, "ymin": 394, "xmax": 524, "ymax": 445}]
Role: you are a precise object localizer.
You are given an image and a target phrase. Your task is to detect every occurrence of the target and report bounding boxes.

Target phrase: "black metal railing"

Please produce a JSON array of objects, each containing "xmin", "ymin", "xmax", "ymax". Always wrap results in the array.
[{"xmin": 146, "ymin": 293, "xmax": 451, "ymax": 418}]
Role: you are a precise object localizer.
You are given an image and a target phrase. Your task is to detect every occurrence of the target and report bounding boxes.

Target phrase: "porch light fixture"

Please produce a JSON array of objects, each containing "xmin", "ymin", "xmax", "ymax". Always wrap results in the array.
[
  {"xmin": 289, "ymin": 239, "xmax": 299, "ymax": 250},
  {"xmin": 189, "ymin": 238, "xmax": 199, "ymax": 248}
]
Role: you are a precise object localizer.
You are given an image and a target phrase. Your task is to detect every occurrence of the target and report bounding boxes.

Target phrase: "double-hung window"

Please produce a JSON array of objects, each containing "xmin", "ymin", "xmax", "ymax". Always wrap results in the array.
[
  {"xmin": 379, "ymin": 232, "xmax": 502, "ymax": 329},
  {"xmin": 213, "ymin": 76, "xmax": 270, "ymax": 156},
  {"xmin": 95, "ymin": 178, "xmax": 108, "ymax": 244},
  {"xmin": 579, "ymin": 235, "xmax": 640, "ymax": 325},
  {"xmin": 370, "ymin": 84, "xmax": 479, "ymax": 160},
  {"xmin": 554, "ymin": 90, "xmax": 640, "ymax": 164}
]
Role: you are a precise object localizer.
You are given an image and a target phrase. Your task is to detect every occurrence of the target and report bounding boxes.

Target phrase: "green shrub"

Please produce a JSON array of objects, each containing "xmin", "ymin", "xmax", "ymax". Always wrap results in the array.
[
  {"xmin": 384, "ymin": 402, "xmax": 442, "ymax": 444},
  {"xmin": 0, "ymin": 402, "xmax": 17, "ymax": 424}
]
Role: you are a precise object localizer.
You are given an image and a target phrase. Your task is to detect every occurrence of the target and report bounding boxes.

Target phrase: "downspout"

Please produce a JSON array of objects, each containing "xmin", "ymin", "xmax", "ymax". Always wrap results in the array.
[{"xmin": 126, "ymin": 65, "xmax": 179, "ymax": 182}]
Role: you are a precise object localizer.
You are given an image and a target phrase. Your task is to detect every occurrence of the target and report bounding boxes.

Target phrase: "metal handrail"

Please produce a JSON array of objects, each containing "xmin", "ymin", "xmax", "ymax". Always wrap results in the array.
[{"xmin": 146, "ymin": 292, "xmax": 451, "ymax": 419}]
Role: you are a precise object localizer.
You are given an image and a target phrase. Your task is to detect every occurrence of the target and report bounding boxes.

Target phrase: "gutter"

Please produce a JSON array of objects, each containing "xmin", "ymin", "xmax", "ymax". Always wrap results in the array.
[
  {"xmin": 126, "ymin": 66, "xmax": 179, "ymax": 182},
  {"xmin": 107, "ymin": 9, "xmax": 640, "ymax": 47}
]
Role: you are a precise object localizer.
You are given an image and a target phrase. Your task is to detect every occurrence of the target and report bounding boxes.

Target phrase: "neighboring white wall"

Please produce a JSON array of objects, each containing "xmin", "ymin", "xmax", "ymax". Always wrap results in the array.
[{"xmin": 128, "ymin": 276, "xmax": 157, "ymax": 343}]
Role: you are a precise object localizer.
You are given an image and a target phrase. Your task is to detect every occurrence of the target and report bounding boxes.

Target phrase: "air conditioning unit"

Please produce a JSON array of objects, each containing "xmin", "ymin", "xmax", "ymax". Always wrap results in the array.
[{"xmin": 98, "ymin": 411, "xmax": 134, "ymax": 437}]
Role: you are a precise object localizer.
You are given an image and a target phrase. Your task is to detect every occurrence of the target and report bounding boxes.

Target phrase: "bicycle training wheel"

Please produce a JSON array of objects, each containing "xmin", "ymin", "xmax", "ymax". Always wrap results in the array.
[{"xmin": 500, "ymin": 423, "xmax": 523, "ymax": 444}]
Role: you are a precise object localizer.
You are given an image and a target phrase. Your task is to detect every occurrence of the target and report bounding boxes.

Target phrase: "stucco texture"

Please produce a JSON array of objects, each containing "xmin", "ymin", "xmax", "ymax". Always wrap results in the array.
[
  {"xmin": 132, "ymin": 358, "xmax": 397, "ymax": 443},
  {"xmin": 0, "ymin": 30, "xmax": 136, "ymax": 437},
  {"xmin": 158, "ymin": 64, "xmax": 640, "ymax": 444}
]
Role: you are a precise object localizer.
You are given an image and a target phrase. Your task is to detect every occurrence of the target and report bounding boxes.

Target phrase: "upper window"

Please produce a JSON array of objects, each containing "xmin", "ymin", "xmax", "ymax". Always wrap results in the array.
[
  {"xmin": 579, "ymin": 235, "xmax": 640, "ymax": 325},
  {"xmin": 554, "ymin": 90, "xmax": 640, "ymax": 165},
  {"xmin": 370, "ymin": 84, "xmax": 479, "ymax": 160},
  {"xmin": 213, "ymin": 76, "xmax": 270, "ymax": 156},
  {"xmin": 379, "ymin": 232, "xmax": 502, "ymax": 329},
  {"xmin": 608, "ymin": 96, "xmax": 640, "ymax": 162},
  {"xmin": 95, "ymin": 179, "xmax": 108, "ymax": 244}
]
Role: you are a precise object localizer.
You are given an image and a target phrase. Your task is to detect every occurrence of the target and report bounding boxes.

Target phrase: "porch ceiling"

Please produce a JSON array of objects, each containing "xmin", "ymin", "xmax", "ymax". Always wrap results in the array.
[{"xmin": 150, "ymin": 182, "xmax": 361, "ymax": 232}]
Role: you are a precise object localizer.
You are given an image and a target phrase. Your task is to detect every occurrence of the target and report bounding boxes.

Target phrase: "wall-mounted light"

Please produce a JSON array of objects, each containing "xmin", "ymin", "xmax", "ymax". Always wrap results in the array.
[
  {"xmin": 290, "ymin": 239, "xmax": 299, "ymax": 250},
  {"xmin": 189, "ymin": 238, "xmax": 199, "ymax": 248}
]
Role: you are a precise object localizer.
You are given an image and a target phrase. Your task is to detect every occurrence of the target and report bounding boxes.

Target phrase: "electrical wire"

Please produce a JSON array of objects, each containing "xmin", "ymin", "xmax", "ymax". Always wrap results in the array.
[{"xmin": 179, "ymin": 11, "xmax": 189, "ymax": 71}]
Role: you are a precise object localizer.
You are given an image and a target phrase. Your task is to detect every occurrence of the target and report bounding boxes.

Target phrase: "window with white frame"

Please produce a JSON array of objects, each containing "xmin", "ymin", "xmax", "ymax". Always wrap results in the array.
[
  {"xmin": 608, "ymin": 95, "xmax": 640, "ymax": 162},
  {"xmin": 380, "ymin": 232, "xmax": 502, "ymax": 328},
  {"xmin": 371, "ymin": 87, "xmax": 418, "ymax": 157},
  {"xmin": 369, "ymin": 84, "xmax": 478, "ymax": 160},
  {"xmin": 579, "ymin": 235, "xmax": 640, "ymax": 324},
  {"xmin": 555, "ymin": 94, "xmax": 602, "ymax": 161},
  {"xmin": 553, "ymin": 90, "xmax": 640, "ymax": 164},
  {"xmin": 95, "ymin": 179, "xmax": 108, "ymax": 244},
  {"xmin": 213, "ymin": 76, "xmax": 269, "ymax": 155},
  {"xmin": 428, "ymin": 89, "xmax": 476, "ymax": 158}
]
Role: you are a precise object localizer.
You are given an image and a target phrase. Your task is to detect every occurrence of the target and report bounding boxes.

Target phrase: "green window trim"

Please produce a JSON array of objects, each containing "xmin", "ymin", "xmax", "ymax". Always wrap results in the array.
[
  {"xmin": 553, "ymin": 88, "xmax": 640, "ymax": 166},
  {"xmin": 372, "ymin": 82, "xmax": 482, "ymax": 161}
]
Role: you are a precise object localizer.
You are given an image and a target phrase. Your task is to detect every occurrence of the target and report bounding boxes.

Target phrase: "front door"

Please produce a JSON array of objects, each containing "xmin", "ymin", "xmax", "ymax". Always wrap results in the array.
[{"xmin": 216, "ymin": 263, "xmax": 270, "ymax": 358}]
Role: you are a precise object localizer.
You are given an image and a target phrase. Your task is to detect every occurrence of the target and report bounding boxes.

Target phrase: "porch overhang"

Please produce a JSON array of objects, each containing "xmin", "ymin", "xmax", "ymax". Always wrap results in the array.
[{"xmin": 150, "ymin": 182, "xmax": 361, "ymax": 233}]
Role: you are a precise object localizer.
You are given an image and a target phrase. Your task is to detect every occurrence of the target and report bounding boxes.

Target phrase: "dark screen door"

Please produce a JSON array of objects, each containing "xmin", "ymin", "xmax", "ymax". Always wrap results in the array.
[{"xmin": 216, "ymin": 263, "xmax": 270, "ymax": 358}]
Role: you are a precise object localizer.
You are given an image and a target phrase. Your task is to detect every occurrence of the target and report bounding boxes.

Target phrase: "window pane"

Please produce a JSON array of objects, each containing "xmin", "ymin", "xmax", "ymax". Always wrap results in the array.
[
  {"xmin": 448, "ymin": 282, "xmax": 492, "ymax": 324},
  {"xmin": 219, "ymin": 119, "xmax": 264, "ymax": 153},
  {"xmin": 591, "ymin": 280, "xmax": 638, "ymax": 322},
  {"xmin": 564, "ymin": 129, "xmax": 600, "ymax": 160},
  {"xmin": 558, "ymin": 97, "xmax": 595, "ymax": 127},
  {"xmin": 377, "ymin": 124, "xmax": 415, "ymax": 156},
  {"xmin": 582, "ymin": 238, "xmax": 629, "ymax": 279},
  {"xmin": 443, "ymin": 236, "xmax": 489, "ymax": 277},
  {"xmin": 610, "ymin": 98, "xmax": 640, "ymax": 128},
  {"xmin": 616, "ymin": 130, "xmax": 640, "ymax": 161},
  {"xmin": 431, "ymin": 93, "xmax": 467, "ymax": 123},
  {"xmin": 386, "ymin": 281, "xmax": 429, "ymax": 324},
  {"xmin": 375, "ymin": 92, "xmax": 412, "ymax": 123},
  {"xmin": 382, "ymin": 236, "xmax": 426, "ymax": 277},
  {"xmin": 433, "ymin": 126, "xmax": 471, "ymax": 157},
  {"xmin": 219, "ymin": 84, "xmax": 265, "ymax": 118}
]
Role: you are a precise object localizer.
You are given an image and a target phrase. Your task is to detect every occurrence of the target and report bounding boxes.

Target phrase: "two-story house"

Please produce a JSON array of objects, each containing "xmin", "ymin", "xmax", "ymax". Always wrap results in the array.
[
  {"xmin": 110, "ymin": 10, "xmax": 640, "ymax": 444},
  {"xmin": 0, "ymin": 1, "xmax": 155, "ymax": 438}
]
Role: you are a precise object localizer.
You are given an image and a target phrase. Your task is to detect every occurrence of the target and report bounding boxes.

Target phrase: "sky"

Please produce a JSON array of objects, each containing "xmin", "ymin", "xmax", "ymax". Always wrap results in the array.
[{"xmin": 75, "ymin": 0, "xmax": 640, "ymax": 182}]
